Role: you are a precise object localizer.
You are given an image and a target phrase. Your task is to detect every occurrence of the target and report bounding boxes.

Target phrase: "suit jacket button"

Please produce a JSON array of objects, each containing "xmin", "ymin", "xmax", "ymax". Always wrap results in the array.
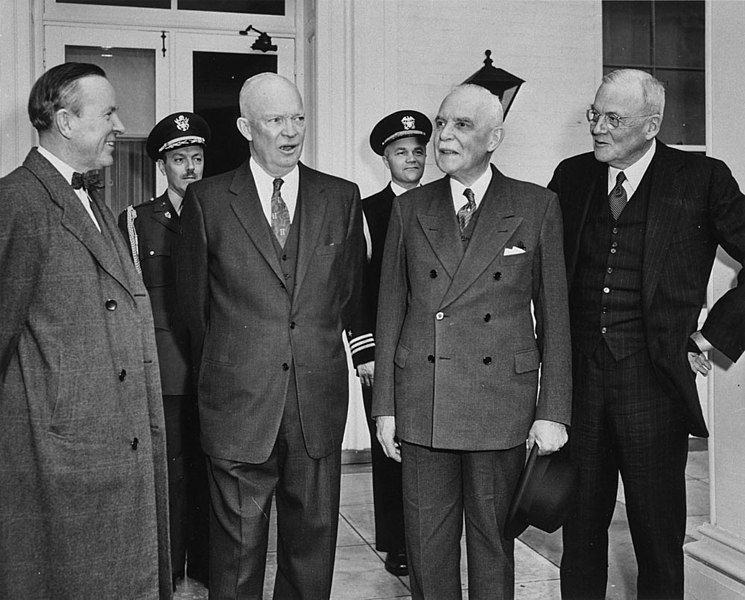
[
  {"xmin": 430, "ymin": 269, "xmax": 438, "ymax": 278},
  {"xmin": 493, "ymin": 272, "xmax": 502, "ymax": 281},
  {"xmin": 105, "ymin": 299, "xmax": 117, "ymax": 311},
  {"xmin": 484, "ymin": 313, "xmax": 491, "ymax": 322},
  {"xmin": 131, "ymin": 437, "xmax": 139, "ymax": 450},
  {"xmin": 119, "ymin": 369, "xmax": 127, "ymax": 381},
  {"xmin": 427, "ymin": 354, "xmax": 435, "ymax": 363},
  {"xmin": 435, "ymin": 312, "xmax": 444, "ymax": 321},
  {"xmin": 483, "ymin": 356, "xmax": 492, "ymax": 365},
  {"xmin": 282, "ymin": 362, "xmax": 290, "ymax": 371},
  {"xmin": 290, "ymin": 321, "xmax": 296, "ymax": 329}
]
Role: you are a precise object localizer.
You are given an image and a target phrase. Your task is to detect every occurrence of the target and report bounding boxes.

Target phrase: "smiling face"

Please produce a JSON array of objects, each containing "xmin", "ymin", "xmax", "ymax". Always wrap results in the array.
[
  {"xmin": 237, "ymin": 75, "xmax": 305, "ymax": 177},
  {"xmin": 67, "ymin": 75, "xmax": 125, "ymax": 172},
  {"xmin": 158, "ymin": 144, "xmax": 205, "ymax": 199},
  {"xmin": 383, "ymin": 137, "xmax": 427, "ymax": 189},
  {"xmin": 591, "ymin": 81, "xmax": 660, "ymax": 169},
  {"xmin": 433, "ymin": 86, "xmax": 503, "ymax": 186}
]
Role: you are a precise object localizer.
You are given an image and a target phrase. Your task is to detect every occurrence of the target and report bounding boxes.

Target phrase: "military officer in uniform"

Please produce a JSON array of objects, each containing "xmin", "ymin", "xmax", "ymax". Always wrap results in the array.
[
  {"xmin": 348, "ymin": 110, "xmax": 432, "ymax": 576},
  {"xmin": 118, "ymin": 111, "xmax": 211, "ymax": 589}
]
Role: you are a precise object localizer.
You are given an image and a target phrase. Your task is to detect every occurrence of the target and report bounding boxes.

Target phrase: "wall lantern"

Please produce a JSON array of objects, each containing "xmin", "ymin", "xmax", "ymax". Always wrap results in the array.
[{"xmin": 462, "ymin": 50, "xmax": 524, "ymax": 119}]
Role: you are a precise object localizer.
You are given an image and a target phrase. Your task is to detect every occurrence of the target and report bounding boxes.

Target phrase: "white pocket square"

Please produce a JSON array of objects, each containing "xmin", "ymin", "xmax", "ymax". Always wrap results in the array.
[{"xmin": 504, "ymin": 246, "xmax": 526, "ymax": 256}]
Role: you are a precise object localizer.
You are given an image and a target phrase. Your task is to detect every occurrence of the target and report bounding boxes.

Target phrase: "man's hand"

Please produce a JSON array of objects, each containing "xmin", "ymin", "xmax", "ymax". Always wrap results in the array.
[
  {"xmin": 527, "ymin": 420, "xmax": 568, "ymax": 455},
  {"xmin": 356, "ymin": 361, "xmax": 374, "ymax": 388},
  {"xmin": 375, "ymin": 415, "xmax": 401, "ymax": 463},
  {"xmin": 688, "ymin": 331, "xmax": 713, "ymax": 377}
]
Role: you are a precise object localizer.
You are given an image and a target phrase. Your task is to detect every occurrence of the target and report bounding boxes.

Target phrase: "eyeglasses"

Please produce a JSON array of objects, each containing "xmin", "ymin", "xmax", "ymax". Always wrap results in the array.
[{"xmin": 586, "ymin": 108, "xmax": 656, "ymax": 130}]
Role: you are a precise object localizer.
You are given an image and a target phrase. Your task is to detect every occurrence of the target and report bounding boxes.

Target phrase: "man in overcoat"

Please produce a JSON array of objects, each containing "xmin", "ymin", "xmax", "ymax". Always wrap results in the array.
[
  {"xmin": 0, "ymin": 62, "xmax": 171, "ymax": 598},
  {"xmin": 119, "ymin": 112, "xmax": 212, "ymax": 588},
  {"xmin": 176, "ymin": 72, "xmax": 365, "ymax": 599},
  {"xmin": 373, "ymin": 84, "xmax": 572, "ymax": 600},
  {"xmin": 550, "ymin": 68, "xmax": 745, "ymax": 599}
]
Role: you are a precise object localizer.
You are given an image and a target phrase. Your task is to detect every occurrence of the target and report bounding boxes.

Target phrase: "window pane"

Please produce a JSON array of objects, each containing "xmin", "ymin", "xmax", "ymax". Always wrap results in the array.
[
  {"xmin": 603, "ymin": 1, "xmax": 652, "ymax": 68},
  {"xmin": 57, "ymin": 0, "xmax": 169, "ymax": 7},
  {"xmin": 178, "ymin": 0, "xmax": 284, "ymax": 14},
  {"xmin": 655, "ymin": 1, "xmax": 704, "ymax": 68},
  {"xmin": 192, "ymin": 51, "xmax": 278, "ymax": 177},
  {"xmin": 657, "ymin": 68, "xmax": 705, "ymax": 146}
]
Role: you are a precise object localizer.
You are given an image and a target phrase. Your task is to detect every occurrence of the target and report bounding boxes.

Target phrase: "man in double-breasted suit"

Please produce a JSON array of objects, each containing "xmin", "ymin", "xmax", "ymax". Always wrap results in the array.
[
  {"xmin": 549, "ymin": 69, "xmax": 745, "ymax": 599},
  {"xmin": 176, "ymin": 73, "xmax": 365, "ymax": 599},
  {"xmin": 0, "ymin": 63, "xmax": 171, "ymax": 598},
  {"xmin": 118, "ymin": 112, "xmax": 212, "ymax": 588},
  {"xmin": 373, "ymin": 84, "xmax": 572, "ymax": 600}
]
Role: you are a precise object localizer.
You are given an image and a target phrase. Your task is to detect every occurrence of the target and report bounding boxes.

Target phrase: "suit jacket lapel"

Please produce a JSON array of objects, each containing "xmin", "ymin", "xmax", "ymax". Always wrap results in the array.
[
  {"xmin": 440, "ymin": 167, "xmax": 523, "ymax": 309},
  {"xmin": 25, "ymin": 149, "xmax": 136, "ymax": 295},
  {"xmin": 417, "ymin": 177, "xmax": 465, "ymax": 279},
  {"xmin": 641, "ymin": 143, "xmax": 684, "ymax": 309},
  {"xmin": 228, "ymin": 161, "xmax": 285, "ymax": 284},
  {"xmin": 294, "ymin": 163, "xmax": 328, "ymax": 299}
]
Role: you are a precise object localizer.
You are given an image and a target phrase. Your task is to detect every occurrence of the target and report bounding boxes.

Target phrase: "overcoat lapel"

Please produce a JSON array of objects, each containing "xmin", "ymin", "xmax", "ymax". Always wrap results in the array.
[
  {"xmin": 440, "ymin": 168, "xmax": 523, "ymax": 309},
  {"xmin": 228, "ymin": 161, "xmax": 286, "ymax": 284},
  {"xmin": 563, "ymin": 161, "xmax": 605, "ymax": 282},
  {"xmin": 294, "ymin": 164, "xmax": 329, "ymax": 299},
  {"xmin": 641, "ymin": 144, "xmax": 684, "ymax": 309},
  {"xmin": 25, "ymin": 149, "xmax": 136, "ymax": 297}
]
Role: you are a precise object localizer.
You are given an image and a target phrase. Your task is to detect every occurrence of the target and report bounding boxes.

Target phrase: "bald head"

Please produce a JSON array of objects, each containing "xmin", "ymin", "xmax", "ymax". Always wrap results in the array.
[{"xmin": 236, "ymin": 72, "xmax": 306, "ymax": 177}]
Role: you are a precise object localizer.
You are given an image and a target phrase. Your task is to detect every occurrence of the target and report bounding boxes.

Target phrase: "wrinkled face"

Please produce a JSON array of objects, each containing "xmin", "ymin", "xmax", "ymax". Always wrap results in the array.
[
  {"xmin": 383, "ymin": 137, "xmax": 427, "ymax": 188},
  {"xmin": 158, "ymin": 144, "xmax": 205, "ymax": 199},
  {"xmin": 237, "ymin": 78, "xmax": 305, "ymax": 177},
  {"xmin": 67, "ymin": 76, "xmax": 125, "ymax": 172},
  {"xmin": 433, "ymin": 87, "xmax": 503, "ymax": 185},
  {"xmin": 591, "ymin": 81, "xmax": 659, "ymax": 169}
]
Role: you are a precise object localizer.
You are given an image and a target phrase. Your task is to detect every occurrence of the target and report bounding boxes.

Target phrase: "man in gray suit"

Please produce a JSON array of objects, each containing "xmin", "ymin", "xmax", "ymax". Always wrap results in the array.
[
  {"xmin": 176, "ymin": 73, "xmax": 365, "ymax": 599},
  {"xmin": 373, "ymin": 84, "xmax": 572, "ymax": 600},
  {"xmin": 0, "ymin": 63, "xmax": 171, "ymax": 598}
]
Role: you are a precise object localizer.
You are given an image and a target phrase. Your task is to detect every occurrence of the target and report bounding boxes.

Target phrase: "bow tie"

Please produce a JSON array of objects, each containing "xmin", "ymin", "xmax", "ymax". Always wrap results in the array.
[{"xmin": 71, "ymin": 170, "xmax": 103, "ymax": 192}]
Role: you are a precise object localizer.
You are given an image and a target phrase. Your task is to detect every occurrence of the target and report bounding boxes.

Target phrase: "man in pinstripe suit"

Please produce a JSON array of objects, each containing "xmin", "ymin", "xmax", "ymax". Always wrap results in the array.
[{"xmin": 549, "ymin": 69, "xmax": 745, "ymax": 599}]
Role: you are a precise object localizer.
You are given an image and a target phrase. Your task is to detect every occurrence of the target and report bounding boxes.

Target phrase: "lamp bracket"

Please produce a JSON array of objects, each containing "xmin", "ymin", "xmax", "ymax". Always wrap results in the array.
[{"xmin": 238, "ymin": 24, "xmax": 277, "ymax": 53}]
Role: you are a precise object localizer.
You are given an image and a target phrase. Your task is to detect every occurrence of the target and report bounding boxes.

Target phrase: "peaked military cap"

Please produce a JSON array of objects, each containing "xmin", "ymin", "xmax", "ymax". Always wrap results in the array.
[
  {"xmin": 146, "ymin": 112, "xmax": 211, "ymax": 160},
  {"xmin": 369, "ymin": 110, "xmax": 432, "ymax": 156}
]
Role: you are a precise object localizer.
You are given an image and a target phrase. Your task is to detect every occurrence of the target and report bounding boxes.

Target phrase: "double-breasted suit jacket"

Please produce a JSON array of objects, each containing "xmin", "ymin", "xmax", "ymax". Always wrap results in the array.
[
  {"xmin": 176, "ymin": 160, "xmax": 365, "ymax": 464},
  {"xmin": 118, "ymin": 192, "xmax": 192, "ymax": 396},
  {"xmin": 373, "ymin": 166, "xmax": 572, "ymax": 450},
  {"xmin": 549, "ymin": 142, "xmax": 745, "ymax": 437},
  {"xmin": 0, "ymin": 149, "xmax": 171, "ymax": 599}
]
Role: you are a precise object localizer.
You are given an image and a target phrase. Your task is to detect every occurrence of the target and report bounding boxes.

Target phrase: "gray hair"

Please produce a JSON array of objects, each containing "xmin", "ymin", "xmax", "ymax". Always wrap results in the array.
[
  {"xmin": 452, "ymin": 83, "xmax": 504, "ymax": 127},
  {"xmin": 603, "ymin": 69, "xmax": 665, "ymax": 116}
]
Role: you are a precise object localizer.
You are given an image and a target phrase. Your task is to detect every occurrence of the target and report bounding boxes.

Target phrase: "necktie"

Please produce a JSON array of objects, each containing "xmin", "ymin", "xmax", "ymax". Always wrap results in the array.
[
  {"xmin": 609, "ymin": 171, "xmax": 627, "ymax": 220},
  {"xmin": 271, "ymin": 177, "xmax": 291, "ymax": 247},
  {"xmin": 457, "ymin": 188, "xmax": 477, "ymax": 232},
  {"xmin": 71, "ymin": 170, "xmax": 104, "ymax": 193}
]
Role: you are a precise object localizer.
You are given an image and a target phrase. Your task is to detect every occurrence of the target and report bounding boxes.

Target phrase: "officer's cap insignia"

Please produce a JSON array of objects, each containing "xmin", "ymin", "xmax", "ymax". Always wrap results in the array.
[{"xmin": 174, "ymin": 115, "xmax": 190, "ymax": 132}]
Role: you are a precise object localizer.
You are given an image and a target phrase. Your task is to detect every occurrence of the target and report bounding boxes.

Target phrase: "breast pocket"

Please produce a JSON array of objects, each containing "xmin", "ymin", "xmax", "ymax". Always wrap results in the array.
[{"xmin": 139, "ymin": 239, "xmax": 173, "ymax": 288}]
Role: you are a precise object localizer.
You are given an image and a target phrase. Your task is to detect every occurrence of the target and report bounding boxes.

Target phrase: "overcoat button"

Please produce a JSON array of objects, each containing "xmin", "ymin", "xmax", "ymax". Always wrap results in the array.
[
  {"xmin": 483, "ymin": 356, "xmax": 492, "ymax": 365},
  {"xmin": 435, "ymin": 312, "xmax": 444, "ymax": 321},
  {"xmin": 105, "ymin": 299, "xmax": 117, "ymax": 311},
  {"xmin": 290, "ymin": 321, "xmax": 296, "ymax": 329},
  {"xmin": 427, "ymin": 355, "xmax": 435, "ymax": 363},
  {"xmin": 430, "ymin": 269, "xmax": 438, "ymax": 278},
  {"xmin": 131, "ymin": 437, "xmax": 139, "ymax": 450},
  {"xmin": 119, "ymin": 369, "xmax": 127, "ymax": 381},
  {"xmin": 493, "ymin": 272, "xmax": 502, "ymax": 281},
  {"xmin": 282, "ymin": 362, "xmax": 290, "ymax": 371},
  {"xmin": 484, "ymin": 313, "xmax": 491, "ymax": 322}
]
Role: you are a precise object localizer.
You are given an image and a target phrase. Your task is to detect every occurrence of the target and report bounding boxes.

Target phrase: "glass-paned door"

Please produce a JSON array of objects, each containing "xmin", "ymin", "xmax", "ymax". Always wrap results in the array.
[
  {"xmin": 172, "ymin": 33, "xmax": 295, "ymax": 177},
  {"xmin": 45, "ymin": 27, "xmax": 171, "ymax": 214}
]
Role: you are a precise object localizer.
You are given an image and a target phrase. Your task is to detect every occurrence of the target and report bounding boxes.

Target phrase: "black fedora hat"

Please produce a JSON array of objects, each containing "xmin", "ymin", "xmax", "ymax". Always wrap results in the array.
[{"xmin": 504, "ymin": 443, "xmax": 578, "ymax": 539}]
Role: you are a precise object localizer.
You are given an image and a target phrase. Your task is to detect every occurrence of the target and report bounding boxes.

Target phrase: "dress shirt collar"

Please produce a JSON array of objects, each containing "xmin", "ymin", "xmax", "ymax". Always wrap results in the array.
[
  {"xmin": 449, "ymin": 166, "xmax": 493, "ymax": 212},
  {"xmin": 390, "ymin": 181, "xmax": 419, "ymax": 197},
  {"xmin": 608, "ymin": 139, "xmax": 656, "ymax": 197},
  {"xmin": 250, "ymin": 156, "xmax": 300, "ymax": 222}
]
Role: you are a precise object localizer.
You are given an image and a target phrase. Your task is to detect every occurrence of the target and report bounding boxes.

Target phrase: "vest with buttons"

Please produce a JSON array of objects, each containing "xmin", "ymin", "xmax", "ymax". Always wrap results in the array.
[{"xmin": 570, "ymin": 170, "xmax": 652, "ymax": 360}]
